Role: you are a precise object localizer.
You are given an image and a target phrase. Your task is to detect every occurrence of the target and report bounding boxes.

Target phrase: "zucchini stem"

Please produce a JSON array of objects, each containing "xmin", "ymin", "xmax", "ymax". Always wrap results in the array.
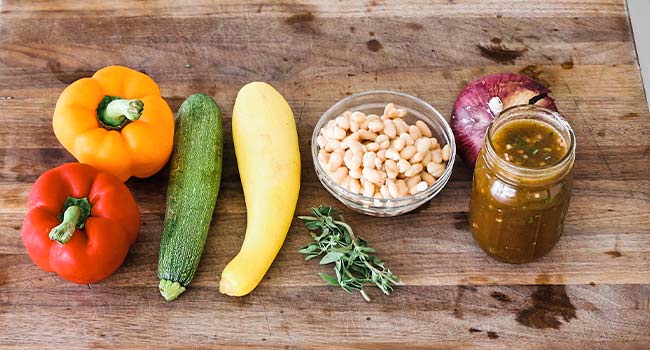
[
  {"xmin": 49, "ymin": 205, "xmax": 82, "ymax": 244},
  {"xmin": 159, "ymin": 279, "xmax": 186, "ymax": 301}
]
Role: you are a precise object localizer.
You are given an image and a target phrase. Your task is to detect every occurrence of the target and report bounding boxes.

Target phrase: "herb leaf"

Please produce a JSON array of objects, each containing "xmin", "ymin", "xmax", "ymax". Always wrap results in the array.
[
  {"xmin": 298, "ymin": 206, "xmax": 403, "ymax": 302},
  {"xmin": 318, "ymin": 273, "xmax": 340, "ymax": 286}
]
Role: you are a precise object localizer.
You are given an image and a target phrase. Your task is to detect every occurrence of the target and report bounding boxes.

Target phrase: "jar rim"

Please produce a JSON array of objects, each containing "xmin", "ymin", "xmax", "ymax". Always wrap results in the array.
[{"xmin": 484, "ymin": 105, "xmax": 576, "ymax": 183}]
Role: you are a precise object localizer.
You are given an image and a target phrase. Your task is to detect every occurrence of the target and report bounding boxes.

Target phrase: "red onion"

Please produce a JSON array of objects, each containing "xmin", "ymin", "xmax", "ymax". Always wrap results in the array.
[{"xmin": 450, "ymin": 73, "xmax": 557, "ymax": 169}]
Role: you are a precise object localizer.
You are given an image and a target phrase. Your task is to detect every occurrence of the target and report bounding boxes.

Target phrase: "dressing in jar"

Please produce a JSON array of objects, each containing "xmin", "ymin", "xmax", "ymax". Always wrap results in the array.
[{"xmin": 469, "ymin": 105, "xmax": 576, "ymax": 263}]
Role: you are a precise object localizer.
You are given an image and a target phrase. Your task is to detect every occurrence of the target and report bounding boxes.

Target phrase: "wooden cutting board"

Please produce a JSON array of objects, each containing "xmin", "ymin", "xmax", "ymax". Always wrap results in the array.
[{"xmin": 1, "ymin": 1, "xmax": 648, "ymax": 349}]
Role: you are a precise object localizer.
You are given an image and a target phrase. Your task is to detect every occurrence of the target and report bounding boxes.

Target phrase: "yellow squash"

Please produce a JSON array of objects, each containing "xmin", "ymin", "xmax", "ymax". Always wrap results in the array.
[{"xmin": 219, "ymin": 82, "xmax": 301, "ymax": 296}]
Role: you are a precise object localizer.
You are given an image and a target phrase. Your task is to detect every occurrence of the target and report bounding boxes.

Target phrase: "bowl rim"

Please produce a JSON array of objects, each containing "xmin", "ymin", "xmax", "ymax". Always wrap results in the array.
[{"xmin": 311, "ymin": 89, "xmax": 456, "ymax": 207}]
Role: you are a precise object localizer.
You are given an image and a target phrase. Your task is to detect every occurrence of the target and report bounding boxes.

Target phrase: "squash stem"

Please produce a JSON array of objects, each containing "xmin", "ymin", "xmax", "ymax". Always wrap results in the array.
[
  {"xmin": 100, "ymin": 98, "xmax": 144, "ymax": 126},
  {"xmin": 159, "ymin": 279, "xmax": 186, "ymax": 301},
  {"xmin": 49, "ymin": 205, "xmax": 82, "ymax": 244}
]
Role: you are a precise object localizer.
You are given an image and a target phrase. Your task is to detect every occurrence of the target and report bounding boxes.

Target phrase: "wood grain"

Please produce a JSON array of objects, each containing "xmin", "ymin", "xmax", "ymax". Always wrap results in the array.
[{"xmin": 0, "ymin": 0, "xmax": 649, "ymax": 349}]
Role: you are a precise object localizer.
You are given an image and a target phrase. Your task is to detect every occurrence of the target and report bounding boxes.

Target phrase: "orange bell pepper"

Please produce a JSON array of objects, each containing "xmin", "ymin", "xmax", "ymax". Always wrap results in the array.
[{"xmin": 53, "ymin": 65, "xmax": 174, "ymax": 181}]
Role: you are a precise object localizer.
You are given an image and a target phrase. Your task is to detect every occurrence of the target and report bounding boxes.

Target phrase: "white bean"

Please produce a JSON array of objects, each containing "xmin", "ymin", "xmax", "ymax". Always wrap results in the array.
[
  {"xmin": 383, "ymin": 119, "xmax": 397, "ymax": 138},
  {"xmin": 362, "ymin": 152, "xmax": 376, "ymax": 169},
  {"xmin": 362, "ymin": 181, "xmax": 375, "ymax": 197},
  {"xmin": 394, "ymin": 118, "xmax": 409, "ymax": 134},
  {"xmin": 345, "ymin": 152, "xmax": 362, "ymax": 170},
  {"xmin": 392, "ymin": 138, "xmax": 406, "ymax": 152},
  {"xmin": 327, "ymin": 138, "xmax": 342, "ymax": 150},
  {"xmin": 432, "ymin": 149, "xmax": 443, "ymax": 164},
  {"xmin": 396, "ymin": 179, "xmax": 409, "ymax": 197},
  {"xmin": 350, "ymin": 120, "xmax": 359, "ymax": 132},
  {"xmin": 349, "ymin": 179, "xmax": 362, "ymax": 194},
  {"xmin": 406, "ymin": 175, "xmax": 421, "ymax": 189},
  {"xmin": 343, "ymin": 149, "xmax": 353, "ymax": 166},
  {"xmin": 385, "ymin": 159, "xmax": 399, "ymax": 179},
  {"xmin": 441, "ymin": 144, "xmax": 451, "ymax": 161},
  {"xmin": 340, "ymin": 175, "xmax": 351, "ymax": 190},
  {"xmin": 415, "ymin": 138, "xmax": 432, "ymax": 153},
  {"xmin": 409, "ymin": 125, "xmax": 422, "ymax": 140},
  {"xmin": 367, "ymin": 114, "xmax": 381, "ymax": 122},
  {"xmin": 317, "ymin": 149, "xmax": 330, "ymax": 166},
  {"xmin": 383, "ymin": 103, "xmax": 395, "ymax": 117},
  {"xmin": 366, "ymin": 142, "xmax": 380, "ymax": 152},
  {"xmin": 331, "ymin": 167, "xmax": 348, "ymax": 183},
  {"xmin": 380, "ymin": 185, "xmax": 391, "ymax": 198},
  {"xmin": 416, "ymin": 181, "xmax": 428, "ymax": 192},
  {"xmin": 317, "ymin": 135, "xmax": 327, "ymax": 148},
  {"xmin": 387, "ymin": 179, "xmax": 399, "ymax": 198},
  {"xmin": 350, "ymin": 111, "xmax": 366, "ymax": 123},
  {"xmin": 362, "ymin": 168, "xmax": 383, "ymax": 185},
  {"xmin": 421, "ymin": 171, "xmax": 436, "ymax": 186},
  {"xmin": 400, "ymin": 132, "xmax": 414, "ymax": 146},
  {"xmin": 385, "ymin": 148, "xmax": 401, "ymax": 161},
  {"xmin": 358, "ymin": 129, "xmax": 377, "ymax": 141},
  {"xmin": 328, "ymin": 149, "xmax": 344, "ymax": 170},
  {"xmin": 348, "ymin": 139, "xmax": 364, "ymax": 154},
  {"xmin": 416, "ymin": 120, "xmax": 433, "ymax": 138},
  {"xmin": 395, "ymin": 108, "xmax": 407, "ymax": 117},
  {"xmin": 404, "ymin": 163, "xmax": 424, "ymax": 177},
  {"xmin": 349, "ymin": 167, "xmax": 362, "ymax": 179},
  {"xmin": 426, "ymin": 162, "xmax": 446, "ymax": 178},
  {"xmin": 397, "ymin": 159, "xmax": 411, "ymax": 173},
  {"xmin": 430, "ymin": 137, "xmax": 439, "ymax": 150},
  {"xmin": 360, "ymin": 118, "xmax": 370, "ymax": 130},
  {"xmin": 376, "ymin": 149, "xmax": 387, "ymax": 161},
  {"xmin": 368, "ymin": 120, "xmax": 383, "ymax": 133},
  {"xmin": 421, "ymin": 150, "xmax": 432, "ymax": 165},
  {"xmin": 410, "ymin": 150, "xmax": 425, "ymax": 164},
  {"xmin": 400, "ymin": 145, "xmax": 416, "ymax": 160},
  {"xmin": 335, "ymin": 116, "xmax": 350, "ymax": 130},
  {"xmin": 375, "ymin": 135, "xmax": 390, "ymax": 149},
  {"xmin": 374, "ymin": 157, "xmax": 383, "ymax": 170}
]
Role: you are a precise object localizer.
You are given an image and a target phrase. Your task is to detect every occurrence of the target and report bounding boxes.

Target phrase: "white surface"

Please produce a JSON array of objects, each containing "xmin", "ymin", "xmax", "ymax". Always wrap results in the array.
[{"xmin": 629, "ymin": 0, "xmax": 650, "ymax": 107}]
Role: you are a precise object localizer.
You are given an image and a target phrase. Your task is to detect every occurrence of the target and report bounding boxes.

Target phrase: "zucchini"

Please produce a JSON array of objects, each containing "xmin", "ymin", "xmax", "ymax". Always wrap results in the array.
[{"xmin": 158, "ymin": 93, "xmax": 223, "ymax": 301}]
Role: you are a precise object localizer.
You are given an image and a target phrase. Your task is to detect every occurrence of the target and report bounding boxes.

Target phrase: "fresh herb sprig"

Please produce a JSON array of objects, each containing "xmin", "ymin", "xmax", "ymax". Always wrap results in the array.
[{"xmin": 298, "ymin": 206, "xmax": 402, "ymax": 302}]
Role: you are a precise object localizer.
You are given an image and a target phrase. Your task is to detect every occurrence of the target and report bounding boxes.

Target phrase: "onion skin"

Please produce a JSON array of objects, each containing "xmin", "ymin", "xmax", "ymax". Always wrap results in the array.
[{"xmin": 450, "ymin": 73, "xmax": 557, "ymax": 169}]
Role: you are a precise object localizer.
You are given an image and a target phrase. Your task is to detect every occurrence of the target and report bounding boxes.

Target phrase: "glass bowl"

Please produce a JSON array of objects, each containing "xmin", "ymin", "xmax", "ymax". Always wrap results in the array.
[{"xmin": 311, "ymin": 90, "xmax": 456, "ymax": 217}]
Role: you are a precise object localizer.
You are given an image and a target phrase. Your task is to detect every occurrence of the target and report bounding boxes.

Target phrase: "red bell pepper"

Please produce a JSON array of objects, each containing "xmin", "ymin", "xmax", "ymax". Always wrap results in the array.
[{"xmin": 22, "ymin": 163, "xmax": 141, "ymax": 284}]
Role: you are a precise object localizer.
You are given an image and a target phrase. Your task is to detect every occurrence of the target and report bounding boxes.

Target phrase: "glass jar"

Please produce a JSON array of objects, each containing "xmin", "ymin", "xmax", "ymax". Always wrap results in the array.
[{"xmin": 469, "ymin": 105, "xmax": 576, "ymax": 263}]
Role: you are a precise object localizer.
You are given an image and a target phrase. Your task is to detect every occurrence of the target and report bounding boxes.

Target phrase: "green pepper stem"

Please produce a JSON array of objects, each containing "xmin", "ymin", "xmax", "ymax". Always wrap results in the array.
[
  {"xmin": 49, "ymin": 205, "xmax": 83, "ymax": 244},
  {"xmin": 101, "ymin": 98, "xmax": 144, "ymax": 126}
]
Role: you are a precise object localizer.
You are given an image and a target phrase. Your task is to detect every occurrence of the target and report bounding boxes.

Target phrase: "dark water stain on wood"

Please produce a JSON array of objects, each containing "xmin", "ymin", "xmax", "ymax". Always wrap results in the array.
[
  {"xmin": 490, "ymin": 37, "xmax": 502, "ymax": 44},
  {"xmin": 519, "ymin": 65, "xmax": 551, "ymax": 88},
  {"xmin": 47, "ymin": 60, "xmax": 93, "ymax": 85},
  {"xmin": 369, "ymin": 31, "xmax": 375, "ymax": 36},
  {"xmin": 285, "ymin": 12, "xmax": 314, "ymax": 25},
  {"xmin": 491, "ymin": 291, "xmax": 512, "ymax": 303},
  {"xmin": 406, "ymin": 22, "xmax": 424, "ymax": 31},
  {"xmin": 256, "ymin": 4, "xmax": 262, "ymax": 13},
  {"xmin": 453, "ymin": 285, "xmax": 477, "ymax": 319},
  {"xmin": 469, "ymin": 327, "xmax": 482, "ymax": 333},
  {"xmin": 596, "ymin": 130, "xmax": 606, "ymax": 137},
  {"xmin": 621, "ymin": 113, "xmax": 639, "ymax": 119},
  {"xmin": 285, "ymin": 12, "xmax": 318, "ymax": 34},
  {"xmin": 366, "ymin": 39, "xmax": 383, "ymax": 52},
  {"xmin": 516, "ymin": 285, "xmax": 577, "ymax": 329},
  {"xmin": 487, "ymin": 331, "xmax": 499, "ymax": 339},
  {"xmin": 561, "ymin": 60, "xmax": 574, "ymax": 69},
  {"xmin": 349, "ymin": 26, "xmax": 356, "ymax": 33},
  {"xmin": 589, "ymin": 282, "xmax": 596, "ymax": 287},
  {"xmin": 605, "ymin": 250, "xmax": 622, "ymax": 258},
  {"xmin": 453, "ymin": 212, "xmax": 469, "ymax": 230},
  {"xmin": 476, "ymin": 44, "xmax": 527, "ymax": 64}
]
